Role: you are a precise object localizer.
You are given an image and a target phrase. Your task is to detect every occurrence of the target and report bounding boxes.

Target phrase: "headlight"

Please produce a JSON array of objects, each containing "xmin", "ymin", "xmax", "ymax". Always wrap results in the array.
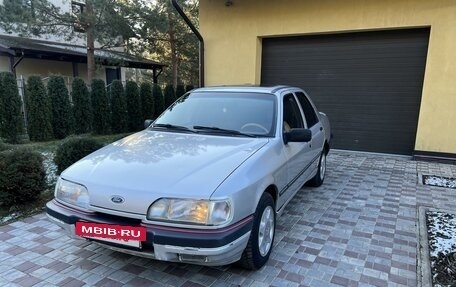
[
  {"xmin": 55, "ymin": 178, "xmax": 90, "ymax": 210},
  {"xmin": 147, "ymin": 198, "xmax": 231, "ymax": 225}
]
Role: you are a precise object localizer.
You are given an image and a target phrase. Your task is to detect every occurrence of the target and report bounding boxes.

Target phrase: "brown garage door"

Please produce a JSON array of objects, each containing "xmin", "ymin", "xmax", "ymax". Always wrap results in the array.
[{"xmin": 261, "ymin": 28, "xmax": 429, "ymax": 155}]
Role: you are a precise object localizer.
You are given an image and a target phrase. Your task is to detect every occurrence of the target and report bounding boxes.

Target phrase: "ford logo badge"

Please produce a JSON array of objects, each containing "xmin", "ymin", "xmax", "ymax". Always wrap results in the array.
[{"xmin": 111, "ymin": 196, "xmax": 125, "ymax": 204}]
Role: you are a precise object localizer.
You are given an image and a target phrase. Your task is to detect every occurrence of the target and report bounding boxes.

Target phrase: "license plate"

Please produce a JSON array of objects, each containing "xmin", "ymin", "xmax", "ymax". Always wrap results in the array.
[{"xmin": 75, "ymin": 222, "xmax": 146, "ymax": 248}]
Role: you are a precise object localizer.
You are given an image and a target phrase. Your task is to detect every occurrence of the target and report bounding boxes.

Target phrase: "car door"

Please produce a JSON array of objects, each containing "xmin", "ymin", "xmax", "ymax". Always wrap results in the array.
[
  {"xmin": 279, "ymin": 93, "xmax": 313, "ymax": 207},
  {"xmin": 295, "ymin": 91, "xmax": 325, "ymax": 175}
]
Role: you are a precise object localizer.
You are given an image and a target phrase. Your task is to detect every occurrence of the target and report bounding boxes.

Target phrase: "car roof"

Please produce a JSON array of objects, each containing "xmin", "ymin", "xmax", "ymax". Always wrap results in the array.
[{"xmin": 193, "ymin": 85, "xmax": 298, "ymax": 94}]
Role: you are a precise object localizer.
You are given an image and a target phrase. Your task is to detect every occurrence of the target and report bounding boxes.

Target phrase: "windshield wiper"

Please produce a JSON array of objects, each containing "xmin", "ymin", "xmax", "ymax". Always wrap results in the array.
[
  {"xmin": 193, "ymin": 125, "xmax": 256, "ymax": 137},
  {"xmin": 152, "ymin": 123, "xmax": 196, "ymax": 133}
]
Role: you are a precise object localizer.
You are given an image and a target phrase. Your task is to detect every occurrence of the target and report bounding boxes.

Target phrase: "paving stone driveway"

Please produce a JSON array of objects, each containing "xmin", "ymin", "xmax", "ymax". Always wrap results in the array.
[{"xmin": 1, "ymin": 150, "xmax": 456, "ymax": 287}]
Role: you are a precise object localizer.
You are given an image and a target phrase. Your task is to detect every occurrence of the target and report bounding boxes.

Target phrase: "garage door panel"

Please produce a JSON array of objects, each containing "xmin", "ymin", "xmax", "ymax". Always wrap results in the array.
[{"xmin": 262, "ymin": 28, "xmax": 429, "ymax": 154}]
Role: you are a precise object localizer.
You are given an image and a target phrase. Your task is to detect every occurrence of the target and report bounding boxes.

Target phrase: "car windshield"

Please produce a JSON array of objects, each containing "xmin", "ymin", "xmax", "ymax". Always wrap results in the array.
[{"xmin": 153, "ymin": 92, "xmax": 277, "ymax": 137}]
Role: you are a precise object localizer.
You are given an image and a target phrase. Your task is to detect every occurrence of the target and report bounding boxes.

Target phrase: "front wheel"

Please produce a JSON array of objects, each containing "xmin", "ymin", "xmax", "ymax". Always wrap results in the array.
[
  {"xmin": 237, "ymin": 193, "xmax": 275, "ymax": 270},
  {"xmin": 306, "ymin": 150, "xmax": 326, "ymax": 187}
]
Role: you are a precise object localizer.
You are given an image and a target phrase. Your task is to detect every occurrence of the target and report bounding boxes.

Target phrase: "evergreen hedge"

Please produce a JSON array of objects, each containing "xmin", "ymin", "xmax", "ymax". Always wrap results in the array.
[
  {"xmin": 25, "ymin": 76, "xmax": 53, "ymax": 141},
  {"xmin": 164, "ymin": 84, "xmax": 175, "ymax": 108},
  {"xmin": 90, "ymin": 79, "xmax": 111, "ymax": 134},
  {"xmin": 54, "ymin": 137, "xmax": 104, "ymax": 174},
  {"xmin": 185, "ymin": 85, "xmax": 195, "ymax": 92},
  {"xmin": 0, "ymin": 72, "xmax": 23, "ymax": 143},
  {"xmin": 110, "ymin": 80, "xmax": 128, "ymax": 133},
  {"xmin": 125, "ymin": 81, "xmax": 142, "ymax": 132},
  {"xmin": 176, "ymin": 84, "xmax": 186, "ymax": 99},
  {"xmin": 153, "ymin": 84, "xmax": 165, "ymax": 118},
  {"xmin": 140, "ymin": 82, "xmax": 154, "ymax": 121},
  {"xmin": 72, "ymin": 77, "xmax": 92, "ymax": 134},
  {"xmin": 48, "ymin": 75, "xmax": 72, "ymax": 139},
  {"xmin": 0, "ymin": 149, "xmax": 46, "ymax": 207}
]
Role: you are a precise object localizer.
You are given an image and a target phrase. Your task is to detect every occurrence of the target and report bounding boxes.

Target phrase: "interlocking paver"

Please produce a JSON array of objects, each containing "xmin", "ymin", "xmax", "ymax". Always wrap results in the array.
[{"xmin": 1, "ymin": 150, "xmax": 456, "ymax": 286}]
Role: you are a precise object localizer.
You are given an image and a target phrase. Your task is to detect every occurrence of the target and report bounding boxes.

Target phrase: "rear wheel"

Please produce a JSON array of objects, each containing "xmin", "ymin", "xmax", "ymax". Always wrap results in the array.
[
  {"xmin": 306, "ymin": 150, "xmax": 326, "ymax": 187},
  {"xmin": 238, "ymin": 193, "xmax": 275, "ymax": 270}
]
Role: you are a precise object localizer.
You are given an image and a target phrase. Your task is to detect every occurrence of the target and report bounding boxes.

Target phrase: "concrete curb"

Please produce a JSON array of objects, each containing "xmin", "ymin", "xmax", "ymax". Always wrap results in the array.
[{"xmin": 417, "ymin": 205, "xmax": 432, "ymax": 287}]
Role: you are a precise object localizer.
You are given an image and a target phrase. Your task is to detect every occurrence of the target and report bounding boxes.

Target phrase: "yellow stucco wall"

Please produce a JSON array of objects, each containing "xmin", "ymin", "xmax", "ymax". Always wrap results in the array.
[
  {"xmin": 0, "ymin": 57, "xmax": 108, "ymax": 83},
  {"xmin": 200, "ymin": 0, "xmax": 456, "ymax": 154}
]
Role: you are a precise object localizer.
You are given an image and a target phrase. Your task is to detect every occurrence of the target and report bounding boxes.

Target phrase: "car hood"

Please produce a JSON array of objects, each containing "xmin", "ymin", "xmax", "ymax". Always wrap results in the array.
[{"xmin": 62, "ymin": 131, "xmax": 268, "ymax": 215}]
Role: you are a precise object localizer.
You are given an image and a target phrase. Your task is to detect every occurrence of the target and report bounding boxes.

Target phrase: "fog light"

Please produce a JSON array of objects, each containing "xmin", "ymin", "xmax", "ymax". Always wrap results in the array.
[{"xmin": 178, "ymin": 254, "xmax": 208, "ymax": 263}]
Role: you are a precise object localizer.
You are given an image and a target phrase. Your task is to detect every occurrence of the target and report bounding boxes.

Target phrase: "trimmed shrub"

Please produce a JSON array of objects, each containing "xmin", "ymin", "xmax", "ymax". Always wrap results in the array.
[
  {"xmin": 185, "ymin": 85, "xmax": 195, "ymax": 92},
  {"xmin": 72, "ymin": 77, "xmax": 92, "ymax": 134},
  {"xmin": 48, "ymin": 75, "xmax": 72, "ymax": 139},
  {"xmin": 0, "ymin": 149, "xmax": 46, "ymax": 207},
  {"xmin": 153, "ymin": 84, "xmax": 164, "ymax": 118},
  {"xmin": 90, "ymin": 79, "xmax": 111, "ymax": 134},
  {"xmin": 0, "ymin": 72, "xmax": 23, "ymax": 143},
  {"xmin": 0, "ymin": 141, "xmax": 9, "ymax": 152},
  {"xmin": 140, "ymin": 82, "xmax": 154, "ymax": 121},
  {"xmin": 25, "ymin": 76, "xmax": 53, "ymax": 141},
  {"xmin": 110, "ymin": 80, "xmax": 128, "ymax": 133},
  {"xmin": 125, "ymin": 81, "xmax": 142, "ymax": 132},
  {"xmin": 54, "ymin": 136, "xmax": 104, "ymax": 174},
  {"xmin": 176, "ymin": 84, "xmax": 186, "ymax": 99},
  {"xmin": 164, "ymin": 84, "xmax": 175, "ymax": 108}
]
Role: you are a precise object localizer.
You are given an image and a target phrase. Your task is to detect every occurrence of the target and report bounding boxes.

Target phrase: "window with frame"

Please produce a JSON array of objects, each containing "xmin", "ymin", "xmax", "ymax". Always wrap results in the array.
[
  {"xmin": 283, "ymin": 94, "xmax": 304, "ymax": 132},
  {"xmin": 295, "ymin": 92, "xmax": 319, "ymax": 128}
]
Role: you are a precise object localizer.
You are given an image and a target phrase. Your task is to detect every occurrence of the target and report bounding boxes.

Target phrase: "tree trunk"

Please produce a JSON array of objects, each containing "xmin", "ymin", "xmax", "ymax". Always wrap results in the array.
[
  {"xmin": 167, "ymin": 7, "xmax": 178, "ymax": 88},
  {"xmin": 86, "ymin": 0, "xmax": 96, "ymax": 84}
]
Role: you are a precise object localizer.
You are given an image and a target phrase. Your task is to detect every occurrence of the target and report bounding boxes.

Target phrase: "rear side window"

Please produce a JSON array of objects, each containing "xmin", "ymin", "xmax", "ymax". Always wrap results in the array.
[{"xmin": 296, "ymin": 92, "xmax": 319, "ymax": 127}]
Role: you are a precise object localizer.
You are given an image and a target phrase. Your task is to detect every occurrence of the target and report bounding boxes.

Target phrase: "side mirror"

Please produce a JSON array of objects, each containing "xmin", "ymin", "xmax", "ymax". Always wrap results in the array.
[
  {"xmin": 284, "ymin": 128, "xmax": 312, "ymax": 144},
  {"xmin": 144, "ymin": 119, "xmax": 153, "ymax": 129}
]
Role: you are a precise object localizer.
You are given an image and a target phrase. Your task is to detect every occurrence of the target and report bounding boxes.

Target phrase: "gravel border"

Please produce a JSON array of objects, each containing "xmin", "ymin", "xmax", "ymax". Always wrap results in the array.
[{"xmin": 418, "ymin": 206, "xmax": 456, "ymax": 287}]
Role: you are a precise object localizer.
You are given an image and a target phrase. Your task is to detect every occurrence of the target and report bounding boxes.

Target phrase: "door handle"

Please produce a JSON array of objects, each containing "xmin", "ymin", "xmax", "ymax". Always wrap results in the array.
[{"xmin": 320, "ymin": 127, "xmax": 323, "ymax": 131}]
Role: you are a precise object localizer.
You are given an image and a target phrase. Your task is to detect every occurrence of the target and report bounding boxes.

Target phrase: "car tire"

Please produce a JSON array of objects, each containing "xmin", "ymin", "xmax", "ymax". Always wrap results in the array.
[
  {"xmin": 237, "ymin": 192, "xmax": 275, "ymax": 270},
  {"xmin": 306, "ymin": 150, "xmax": 326, "ymax": 187}
]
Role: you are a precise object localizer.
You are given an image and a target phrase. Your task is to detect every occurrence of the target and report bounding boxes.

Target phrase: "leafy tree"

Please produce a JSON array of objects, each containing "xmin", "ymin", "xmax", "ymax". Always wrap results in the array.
[
  {"xmin": 48, "ymin": 75, "xmax": 72, "ymax": 139},
  {"xmin": 0, "ymin": 72, "xmax": 23, "ymax": 143},
  {"xmin": 164, "ymin": 84, "xmax": 175, "ymax": 108},
  {"xmin": 72, "ymin": 78, "xmax": 92, "ymax": 134},
  {"xmin": 0, "ymin": 0, "xmax": 139, "ymax": 83},
  {"xmin": 153, "ymin": 84, "xmax": 165, "ymax": 118},
  {"xmin": 25, "ymin": 75, "xmax": 53, "ymax": 141},
  {"xmin": 91, "ymin": 79, "xmax": 111, "ymax": 134},
  {"xmin": 140, "ymin": 82, "xmax": 154, "ymax": 121},
  {"xmin": 176, "ymin": 84, "xmax": 186, "ymax": 99},
  {"xmin": 125, "ymin": 81, "xmax": 142, "ymax": 132},
  {"xmin": 110, "ymin": 80, "xmax": 127, "ymax": 133}
]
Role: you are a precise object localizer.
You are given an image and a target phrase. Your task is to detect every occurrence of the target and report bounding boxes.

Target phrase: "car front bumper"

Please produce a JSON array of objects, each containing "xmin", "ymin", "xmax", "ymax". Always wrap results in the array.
[{"xmin": 46, "ymin": 200, "xmax": 253, "ymax": 266}]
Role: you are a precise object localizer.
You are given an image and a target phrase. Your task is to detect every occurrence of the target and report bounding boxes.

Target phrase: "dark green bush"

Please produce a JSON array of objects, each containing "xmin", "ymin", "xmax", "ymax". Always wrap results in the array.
[
  {"xmin": 0, "ymin": 72, "xmax": 23, "ymax": 143},
  {"xmin": 0, "ymin": 149, "xmax": 46, "ymax": 207},
  {"xmin": 125, "ymin": 81, "xmax": 142, "ymax": 132},
  {"xmin": 72, "ymin": 77, "xmax": 92, "ymax": 134},
  {"xmin": 185, "ymin": 85, "xmax": 194, "ymax": 92},
  {"xmin": 90, "ymin": 79, "xmax": 111, "ymax": 135},
  {"xmin": 0, "ymin": 140, "xmax": 9, "ymax": 152},
  {"xmin": 176, "ymin": 84, "xmax": 186, "ymax": 99},
  {"xmin": 153, "ymin": 84, "xmax": 164, "ymax": 118},
  {"xmin": 110, "ymin": 80, "xmax": 128, "ymax": 133},
  {"xmin": 140, "ymin": 82, "xmax": 154, "ymax": 121},
  {"xmin": 164, "ymin": 84, "xmax": 175, "ymax": 108},
  {"xmin": 48, "ymin": 75, "xmax": 72, "ymax": 139},
  {"xmin": 54, "ymin": 137, "xmax": 104, "ymax": 174},
  {"xmin": 25, "ymin": 76, "xmax": 53, "ymax": 141}
]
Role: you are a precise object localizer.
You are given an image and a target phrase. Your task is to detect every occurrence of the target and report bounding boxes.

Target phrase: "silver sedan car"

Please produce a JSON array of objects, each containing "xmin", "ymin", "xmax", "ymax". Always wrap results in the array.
[{"xmin": 46, "ymin": 85, "xmax": 331, "ymax": 270}]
